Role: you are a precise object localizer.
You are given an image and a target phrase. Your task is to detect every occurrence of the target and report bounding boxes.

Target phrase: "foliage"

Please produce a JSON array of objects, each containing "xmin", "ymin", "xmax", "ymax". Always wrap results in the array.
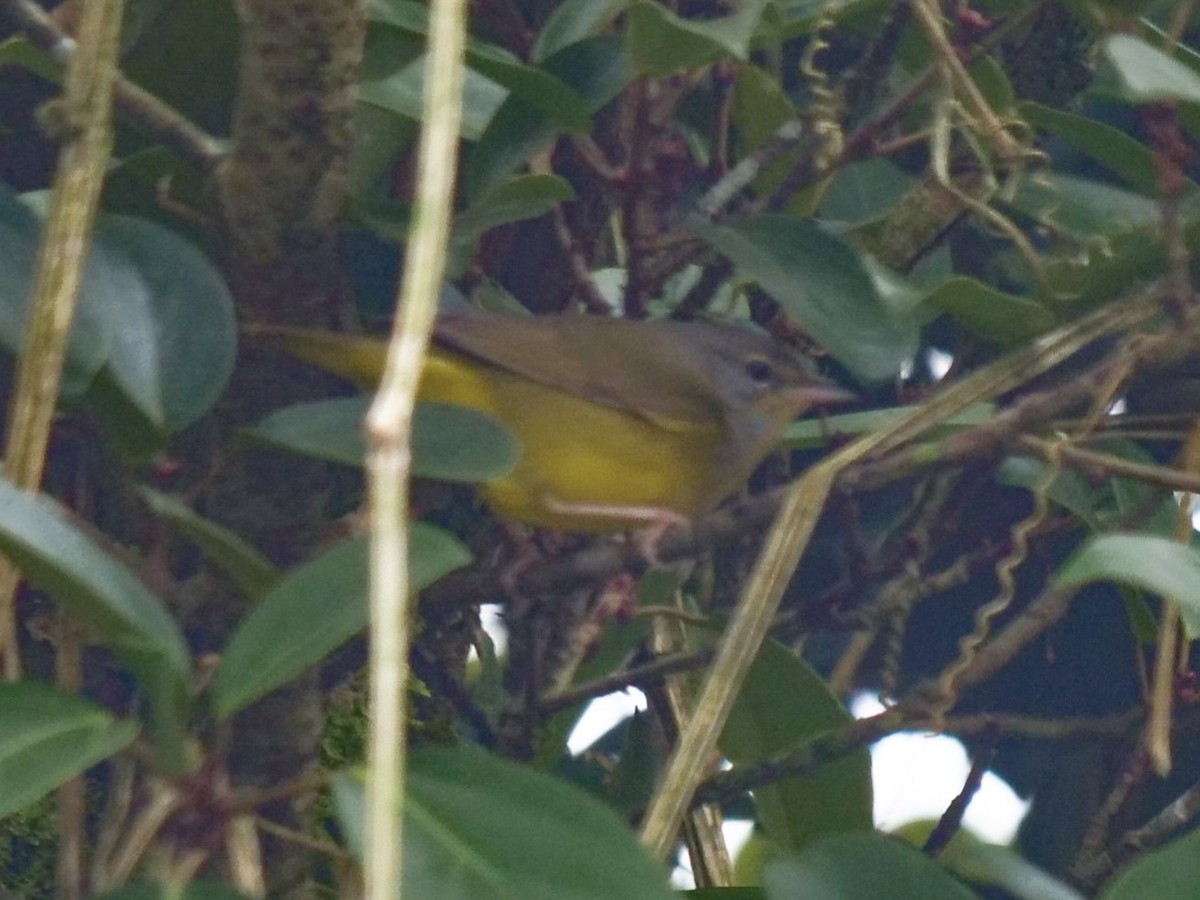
[{"xmin": 3, "ymin": 0, "xmax": 1200, "ymax": 897}]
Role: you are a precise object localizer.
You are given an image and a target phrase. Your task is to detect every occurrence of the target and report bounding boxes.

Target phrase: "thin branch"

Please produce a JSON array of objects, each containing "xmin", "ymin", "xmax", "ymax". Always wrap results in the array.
[
  {"xmin": 0, "ymin": 0, "xmax": 124, "ymax": 678},
  {"xmin": 0, "ymin": 0, "xmax": 223, "ymax": 172},
  {"xmin": 361, "ymin": 0, "xmax": 466, "ymax": 893}
]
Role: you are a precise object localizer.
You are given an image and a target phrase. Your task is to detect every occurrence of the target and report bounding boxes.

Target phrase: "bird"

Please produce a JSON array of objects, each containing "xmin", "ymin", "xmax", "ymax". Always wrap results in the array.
[{"xmin": 260, "ymin": 313, "xmax": 854, "ymax": 532}]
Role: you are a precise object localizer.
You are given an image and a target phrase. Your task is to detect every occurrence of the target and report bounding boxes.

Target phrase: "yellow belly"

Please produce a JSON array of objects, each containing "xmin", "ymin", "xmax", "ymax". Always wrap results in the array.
[{"xmin": 420, "ymin": 349, "xmax": 724, "ymax": 531}]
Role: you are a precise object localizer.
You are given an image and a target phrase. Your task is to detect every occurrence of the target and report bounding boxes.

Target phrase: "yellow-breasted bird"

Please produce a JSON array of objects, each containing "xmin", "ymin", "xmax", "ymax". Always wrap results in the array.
[{"xmin": 261, "ymin": 313, "xmax": 854, "ymax": 532}]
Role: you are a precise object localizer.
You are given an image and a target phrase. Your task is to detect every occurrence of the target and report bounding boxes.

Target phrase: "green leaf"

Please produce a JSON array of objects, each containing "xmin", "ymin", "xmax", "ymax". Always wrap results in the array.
[
  {"xmin": 450, "ymin": 174, "xmax": 576, "ymax": 275},
  {"xmin": 821, "ymin": 159, "xmax": 916, "ymax": 224},
  {"xmin": 997, "ymin": 456, "xmax": 1100, "ymax": 528},
  {"xmin": 920, "ymin": 276, "xmax": 1056, "ymax": 344},
  {"xmin": 1054, "ymin": 534, "xmax": 1200, "ymax": 638},
  {"xmin": 213, "ymin": 529, "xmax": 470, "ymax": 719},
  {"xmin": 944, "ymin": 841, "xmax": 1084, "ymax": 900},
  {"xmin": 0, "ymin": 478, "xmax": 190, "ymax": 769},
  {"xmin": 90, "ymin": 215, "xmax": 236, "ymax": 434},
  {"xmin": 1097, "ymin": 34, "xmax": 1200, "ymax": 107},
  {"xmin": 0, "ymin": 186, "xmax": 112, "ymax": 396},
  {"xmin": 534, "ymin": 0, "xmax": 631, "ymax": 61},
  {"xmin": 0, "ymin": 36, "xmax": 64, "ymax": 83},
  {"xmin": 369, "ymin": 0, "xmax": 591, "ymax": 131},
  {"xmin": 764, "ymin": 834, "xmax": 978, "ymax": 900},
  {"xmin": 1011, "ymin": 173, "xmax": 1163, "ymax": 238},
  {"xmin": 332, "ymin": 747, "xmax": 677, "ymax": 900},
  {"xmin": 721, "ymin": 639, "xmax": 872, "ymax": 853},
  {"xmin": 625, "ymin": 0, "xmax": 770, "ymax": 76},
  {"xmin": 138, "ymin": 487, "xmax": 280, "ymax": 598},
  {"xmin": 1019, "ymin": 103, "xmax": 1168, "ymax": 197},
  {"xmin": 360, "ymin": 31, "xmax": 507, "ymax": 142},
  {"xmin": 691, "ymin": 215, "xmax": 917, "ymax": 382},
  {"xmin": 784, "ymin": 404, "xmax": 994, "ymax": 449},
  {"xmin": 243, "ymin": 397, "xmax": 520, "ymax": 483},
  {"xmin": 468, "ymin": 36, "xmax": 632, "ymax": 198},
  {"xmin": 0, "ymin": 682, "xmax": 138, "ymax": 818},
  {"xmin": 1099, "ymin": 825, "xmax": 1200, "ymax": 899},
  {"xmin": 730, "ymin": 64, "xmax": 798, "ymax": 201}
]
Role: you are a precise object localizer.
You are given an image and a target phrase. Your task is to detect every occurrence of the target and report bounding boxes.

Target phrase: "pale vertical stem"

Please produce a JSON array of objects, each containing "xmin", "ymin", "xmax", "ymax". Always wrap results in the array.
[
  {"xmin": 361, "ymin": 0, "xmax": 466, "ymax": 895},
  {"xmin": 0, "ymin": 0, "xmax": 124, "ymax": 671}
]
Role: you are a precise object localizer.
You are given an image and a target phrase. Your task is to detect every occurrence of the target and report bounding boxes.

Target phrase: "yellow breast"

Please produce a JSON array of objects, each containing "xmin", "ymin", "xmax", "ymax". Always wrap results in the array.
[{"xmin": 421, "ymin": 348, "xmax": 724, "ymax": 531}]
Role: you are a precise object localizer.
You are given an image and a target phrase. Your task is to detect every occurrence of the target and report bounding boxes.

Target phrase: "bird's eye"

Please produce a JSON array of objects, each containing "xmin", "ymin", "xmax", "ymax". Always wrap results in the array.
[{"xmin": 744, "ymin": 358, "xmax": 775, "ymax": 385}]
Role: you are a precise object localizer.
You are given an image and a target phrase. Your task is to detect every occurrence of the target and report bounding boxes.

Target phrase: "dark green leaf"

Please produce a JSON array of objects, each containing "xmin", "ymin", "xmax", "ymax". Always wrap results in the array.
[
  {"xmin": 1100, "ymin": 825, "xmax": 1200, "ymax": 899},
  {"xmin": 0, "ymin": 36, "xmax": 64, "ymax": 83},
  {"xmin": 997, "ymin": 456, "xmax": 1100, "ymax": 528},
  {"xmin": 534, "ymin": 0, "xmax": 630, "ymax": 61},
  {"xmin": 332, "ymin": 747, "xmax": 676, "ymax": 900},
  {"xmin": 0, "ymin": 478, "xmax": 190, "ymax": 769},
  {"xmin": 243, "ymin": 398, "xmax": 520, "ymax": 482},
  {"xmin": 1011, "ymin": 174, "xmax": 1163, "ymax": 238},
  {"xmin": 467, "ymin": 37, "xmax": 633, "ymax": 197},
  {"xmin": 213, "ymin": 529, "xmax": 470, "ymax": 719},
  {"xmin": 369, "ymin": 0, "xmax": 592, "ymax": 131},
  {"xmin": 91, "ymin": 215, "xmax": 236, "ymax": 434},
  {"xmin": 1019, "ymin": 104, "xmax": 1169, "ymax": 197},
  {"xmin": 450, "ymin": 174, "xmax": 576, "ymax": 275},
  {"xmin": 691, "ymin": 215, "xmax": 917, "ymax": 382},
  {"xmin": 138, "ymin": 487, "xmax": 280, "ymax": 598},
  {"xmin": 360, "ymin": 29, "xmax": 506, "ymax": 142},
  {"xmin": 721, "ymin": 639, "xmax": 872, "ymax": 853},
  {"xmin": 0, "ymin": 682, "xmax": 138, "ymax": 818},
  {"xmin": 764, "ymin": 834, "xmax": 978, "ymax": 900},
  {"xmin": 0, "ymin": 186, "xmax": 112, "ymax": 395},
  {"xmin": 921, "ymin": 276, "xmax": 1056, "ymax": 343},
  {"xmin": 784, "ymin": 404, "xmax": 994, "ymax": 449},
  {"xmin": 821, "ymin": 159, "xmax": 916, "ymax": 224},
  {"xmin": 1054, "ymin": 534, "xmax": 1200, "ymax": 638},
  {"xmin": 944, "ymin": 841, "xmax": 1083, "ymax": 900},
  {"xmin": 625, "ymin": 0, "xmax": 770, "ymax": 76}
]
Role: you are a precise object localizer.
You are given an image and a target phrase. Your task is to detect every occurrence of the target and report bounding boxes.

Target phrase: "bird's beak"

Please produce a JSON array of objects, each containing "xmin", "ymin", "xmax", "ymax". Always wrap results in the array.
[{"xmin": 790, "ymin": 382, "xmax": 858, "ymax": 410}]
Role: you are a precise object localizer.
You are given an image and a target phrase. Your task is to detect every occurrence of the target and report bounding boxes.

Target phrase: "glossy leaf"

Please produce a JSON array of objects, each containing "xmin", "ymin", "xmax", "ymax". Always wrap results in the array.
[
  {"xmin": 821, "ymin": 159, "xmax": 916, "ymax": 224},
  {"xmin": 945, "ymin": 841, "xmax": 1083, "ymax": 900},
  {"xmin": 1020, "ymin": 103, "xmax": 1167, "ymax": 196},
  {"xmin": 625, "ymin": 0, "xmax": 769, "ymax": 76},
  {"xmin": 1054, "ymin": 534, "xmax": 1200, "ymax": 638},
  {"xmin": 920, "ymin": 276, "xmax": 1055, "ymax": 343},
  {"xmin": 468, "ymin": 36, "xmax": 633, "ymax": 198},
  {"xmin": 721, "ymin": 639, "xmax": 872, "ymax": 853},
  {"xmin": 91, "ymin": 215, "xmax": 237, "ymax": 434},
  {"xmin": 0, "ymin": 478, "xmax": 190, "ymax": 755},
  {"xmin": 213, "ymin": 528, "xmax": 470, "ymax": 719},
  {"xmin": 1100, "ymin": 825, "xmax": 1200, "ymax": 899},
  {"xmin": 369, "ymin": 0, "xmax": 591, "ymax": 131},
  {"xmin": 450, "ymin": 174, "xmax": 576, "ymax": 274},
  {"xmin": 997, "ymin": 456, "xmax": 1100, "ymax": 529},
  {"xmin": 1011, "ymin": 173, "xmax": 1162, "ymax": 238},
  {"xmin": 692, "ymin": 215, "xmax": 917, "ymax": 382},
  {"xmin": 1097, "ymin": 34, "xmax": 1200, "ymax": 106},
  {"xmin": 360, "ymin": 32, "xmax": 506, "ymax": 142},
  {"xmin": 332, "ymin": 747, "xmax": 676, "ymax": 900},
  {"xmin": 534, "ymin": 0, "xmax": 630, "ymax": 61},
  {"xmin": 730, "ymin": 64, "xmax": 798, "ymax": 201},
  {"xmin": 764, "ymin": 834, "xmax": 978, "ymax": 900},
  {"xmin": 244, "ymin": 397, "xmax": 520, "ymax": 482},
  {"xmin": 138, "ymin": 487, "xmax": 280, "ymax": 598},
  {"xmin": 0, "ymin": 186, "xmax": 111, "ymax": 395},
  {"xmin": 0, "ymin": 682, "xmax": 138, "ymax": 818},
  {"xmin": 784, "ymin": 404, "xmax": 994, "ymax": 449}
]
